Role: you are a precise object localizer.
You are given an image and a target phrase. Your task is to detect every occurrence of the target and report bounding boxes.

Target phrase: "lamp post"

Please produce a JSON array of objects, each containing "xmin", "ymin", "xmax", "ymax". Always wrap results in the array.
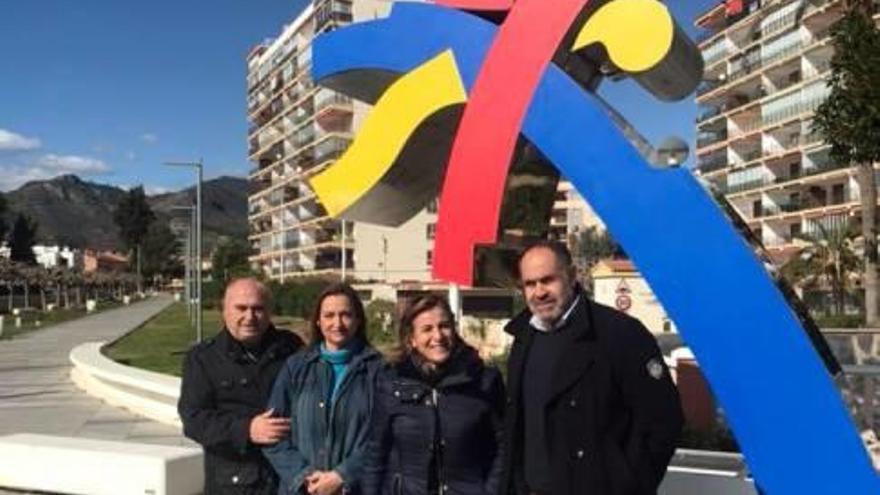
[
  {"xmin": 171, "ymin": 205, "xmax": 196, "ymax": 330},
  {"xmin": 165, "ymin": 160, "xmax": 203, "ymax": 343}
]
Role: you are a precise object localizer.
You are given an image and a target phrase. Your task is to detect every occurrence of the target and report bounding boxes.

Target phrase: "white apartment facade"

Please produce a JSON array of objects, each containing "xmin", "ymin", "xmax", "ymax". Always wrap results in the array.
[
  {"xmin": 246, "ymin": 0, "xmax": 434, "ymax": 282},
  {"xmin": 694, "ymin": 0, "xmax": 880, "ymax": 259}
]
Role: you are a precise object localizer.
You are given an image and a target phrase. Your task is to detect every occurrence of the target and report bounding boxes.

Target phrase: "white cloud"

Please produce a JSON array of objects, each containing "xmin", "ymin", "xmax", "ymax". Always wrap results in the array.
[
  {"xmin": 140, "ymin": 133, "xmax": 158, "ymax": 144},
  {"xmin": 0, "ymin": 153, "xmax": 112, "ymax": 191},
  {"xmin": 35, "ymin": 154, "xmax": 111, "ymax": 174},
  {"xmin": 125, "ymin": 151, "xmax": 136, "ymax": 161},
  {"xmin": 144, "ymin": 185, "xmax": 172, "ymax": 195},
  {"xmin": 0, "ymin": 129, "xmax": 41, "ymax": 151}
]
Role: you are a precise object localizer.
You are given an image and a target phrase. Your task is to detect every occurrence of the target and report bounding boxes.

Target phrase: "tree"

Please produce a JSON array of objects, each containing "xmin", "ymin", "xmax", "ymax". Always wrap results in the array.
[
  {"xmin": 571, "ymin": 227, "xmax": 623, "ymax": 269},
  {"xmin": 211, "ymin": 238, "xmax": 252, "ymax": 284},
  {"xmin": 113, "ymin": 186, "xmax": 156, "ymax": 291},
  {"xmin": 812, "ymin": 5, "xmax": 880, "ymax": 325},
  {"xmin": 8, "ymin": 214, "xmax": 38, "ymax": 265},
  {"xmin": 141, "ymin": 222, "xmax": 182, "ymax": 284},
  {"xmin": 0, "ymin": 193, "xmax": 8, "ymax": 243},
  {"xmin": 781, "ymin": 222, "xmax": 860, "ymax": 315}
]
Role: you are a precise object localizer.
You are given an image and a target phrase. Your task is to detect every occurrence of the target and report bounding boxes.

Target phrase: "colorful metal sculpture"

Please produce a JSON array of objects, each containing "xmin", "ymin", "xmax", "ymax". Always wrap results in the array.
[{"xmin": 308, "ymin": 1, "xmax": 880, "ymax": 493}]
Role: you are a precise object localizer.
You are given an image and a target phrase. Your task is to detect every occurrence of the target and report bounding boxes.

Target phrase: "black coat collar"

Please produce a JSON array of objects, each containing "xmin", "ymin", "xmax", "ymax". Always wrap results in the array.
[
  {"xmin": 217, "ymin": 325, "xmax": 293, "ymax": 363},
  {"xmin": 506, "ymin": 288, "xmax": 598, "ymax": 404},
  {"xmin": 394, "ymin": 344, "xmax": 483, "ymax": 389}
]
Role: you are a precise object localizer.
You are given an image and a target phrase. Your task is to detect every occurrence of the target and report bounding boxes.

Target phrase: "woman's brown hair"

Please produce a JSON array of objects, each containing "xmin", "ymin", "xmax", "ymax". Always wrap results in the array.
[
  {"xmin": 389, "ymin": 294, "xmax": 458, "ymax": 363},
  {"xmin": 308, "ymin": 282, "xmax": 369, "ymax": 346}
]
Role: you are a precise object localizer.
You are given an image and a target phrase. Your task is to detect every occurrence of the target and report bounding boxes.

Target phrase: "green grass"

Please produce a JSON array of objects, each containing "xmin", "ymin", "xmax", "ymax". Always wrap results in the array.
[
  {"xmin": 0, "ymin": 301, "xmax": 123, "ymax": 341},
  {"xmin": 104, "ymin": 303, "xmax": 306, "ymax": 376}
]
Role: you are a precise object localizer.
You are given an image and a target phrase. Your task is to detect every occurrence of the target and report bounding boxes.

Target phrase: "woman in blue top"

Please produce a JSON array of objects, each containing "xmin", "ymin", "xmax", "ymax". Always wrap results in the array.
[{"xmin": 265, "ymin": 283, "xmax": 383, "ymax": 495}]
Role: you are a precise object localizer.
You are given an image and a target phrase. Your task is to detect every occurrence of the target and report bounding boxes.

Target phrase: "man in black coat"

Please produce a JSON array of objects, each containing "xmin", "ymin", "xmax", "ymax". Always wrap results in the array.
[
  {"xmin": 499, "ymin": 242, "xmax": 683, "ymax": 495},
  {"xmin": 179, "ymin": 278, "xmax": 303, "ymax": 494}
]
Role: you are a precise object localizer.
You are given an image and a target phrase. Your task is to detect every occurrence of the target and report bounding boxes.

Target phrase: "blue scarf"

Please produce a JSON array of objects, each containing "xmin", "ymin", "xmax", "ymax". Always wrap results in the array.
[{"xmin": 320, "ymin": 343, "xmax": 353, "ymax": 400}]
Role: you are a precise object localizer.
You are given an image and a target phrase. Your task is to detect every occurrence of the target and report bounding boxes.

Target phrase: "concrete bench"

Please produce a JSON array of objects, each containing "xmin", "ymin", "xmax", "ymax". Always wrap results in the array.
[{"xmin": 0, "ymin": 433, "xmax": 203, "ymax": 495}]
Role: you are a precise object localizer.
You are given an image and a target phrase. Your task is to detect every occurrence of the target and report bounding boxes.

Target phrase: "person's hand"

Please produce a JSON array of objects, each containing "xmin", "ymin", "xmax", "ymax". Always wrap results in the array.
[
  {"xmin": 248, "ymin": 408, "xmax": 290, "ymax": 445},
  {"xmin": 306, "ymin": 470, "xmax": 344, "ymax": 495}
]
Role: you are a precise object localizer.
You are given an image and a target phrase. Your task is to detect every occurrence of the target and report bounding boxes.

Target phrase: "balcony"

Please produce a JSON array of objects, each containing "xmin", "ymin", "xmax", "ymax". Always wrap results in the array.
[
  {"xmin": 696, "ymin": 80, "xmax": 724, "ymax": 98},
  {"xmin": 697, "ymin": 130, "xmax": 728, "ymax": 149},
  {"xmin": 723, "ymin": 162, "xmax": 849, "ymax": 195},
  {"xmin": 696, "ymin": 157, "xmax": 729, "ymax": 174},
  {"xmin": 762, "ymin": 41, "xmax": 802, "ymax": 68},
  {"xmin": 314, "ymin": 136, "xmax": 351, "ymax": 164},
  {"xmin": 697, "ymin": 106, "xmax": 723, "ymax": 123},
  {"xmin": 725, "ymin": 178, "xmax": 768, "ymax": 194},
  {"xmin": 759, "ymin": 193, "xmax": 852, "ymax": 218},
  {"xmin": 249, "ymin": 177, "xmax": 272, "ymax": 196},
  {"xmin": 315, "ymin": 91, "xmax": 351, "ymax": 111}
]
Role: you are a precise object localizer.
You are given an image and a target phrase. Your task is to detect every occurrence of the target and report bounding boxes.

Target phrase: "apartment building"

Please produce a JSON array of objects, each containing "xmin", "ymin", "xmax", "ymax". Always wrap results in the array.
[
  {"xmin": 246, "ymin": 0, "xmax": 434, "ymax": 282},
  {"xmin": 694, "ymin": 0, "xmax": 879, "ymax": 261},
  {"xmin": 550, "ymin": 180, "xmax": 605, "ymax": 243}
]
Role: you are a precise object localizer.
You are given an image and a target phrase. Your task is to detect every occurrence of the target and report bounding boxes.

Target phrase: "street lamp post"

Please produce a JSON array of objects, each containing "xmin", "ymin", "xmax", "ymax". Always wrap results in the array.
[{"xmin": 165, "ymin": 160, "xmax": 203, "ymax": 343}]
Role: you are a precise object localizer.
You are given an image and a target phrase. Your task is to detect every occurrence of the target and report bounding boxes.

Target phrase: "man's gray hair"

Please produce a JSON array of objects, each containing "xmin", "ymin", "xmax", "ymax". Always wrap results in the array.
[{"xmin": 222, "ymin": 277, "xmax": 273, "ymax": 308}]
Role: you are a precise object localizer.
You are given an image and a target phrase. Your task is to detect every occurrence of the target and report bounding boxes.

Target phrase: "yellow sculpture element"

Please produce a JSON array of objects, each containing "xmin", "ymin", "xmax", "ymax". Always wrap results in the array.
[
  {"xmin": 571, "ymin": 0, "xmax": 674, "ymax": 73},
  {"xmin": 309, "ymin": 50, "xmax": 467, "ymax": 218}
]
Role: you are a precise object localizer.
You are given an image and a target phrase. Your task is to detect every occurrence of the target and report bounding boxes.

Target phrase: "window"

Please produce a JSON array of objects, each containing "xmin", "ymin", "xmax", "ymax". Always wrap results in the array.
[
  {"xmin": 832, "ymin": 183, "xmax": 845, "ymax": 204},
  {"xmin": 426, "ymin": 250, "xmax": 433, "ymax": 266},
  {"xmin": 426, "ymin": 198, "xmax": 438, "ymax": 214},
  {"xmin": 426, "ymin": 223, "xmax": 436, "ymax": 240}
]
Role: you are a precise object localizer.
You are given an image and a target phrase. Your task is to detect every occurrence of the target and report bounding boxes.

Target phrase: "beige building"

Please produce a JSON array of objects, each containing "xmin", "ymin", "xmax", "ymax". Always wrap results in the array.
[
  {"xmin": 694, "ymin": 0, "xmax": 880, "ymax": 262},
  {"xmin": 246, "ymin": 0, "xmax": 434, "ymax": 282},
  {"xmin": 550, "ymin": 180, "xmax": 605, "ymax": 242},
  {"xmin": 591, "ymin": 259, "xmax": 677, "ymax": 335}
]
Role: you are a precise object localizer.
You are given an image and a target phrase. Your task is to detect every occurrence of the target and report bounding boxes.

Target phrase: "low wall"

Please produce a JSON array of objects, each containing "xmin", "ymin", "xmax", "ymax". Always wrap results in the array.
[{"xmin": 69, "ymin": 341, "xmax": 181, "ymax": 426}]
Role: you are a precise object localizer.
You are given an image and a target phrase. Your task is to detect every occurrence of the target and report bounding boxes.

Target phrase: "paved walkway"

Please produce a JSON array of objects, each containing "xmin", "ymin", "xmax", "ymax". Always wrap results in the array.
[{"xmin": 0, "ymin": 295, "xmax": 195, "ymax": 448}]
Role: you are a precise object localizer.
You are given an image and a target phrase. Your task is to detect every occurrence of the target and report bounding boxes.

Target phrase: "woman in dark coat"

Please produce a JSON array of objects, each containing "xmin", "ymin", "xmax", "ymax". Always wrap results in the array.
[
  {"xmin": 362, "ymin": 295, "xmax": 506, "ymax": 495},
  {"xmin": 264, "ymin": 283, "xmax": 383, "ymax": 495}
]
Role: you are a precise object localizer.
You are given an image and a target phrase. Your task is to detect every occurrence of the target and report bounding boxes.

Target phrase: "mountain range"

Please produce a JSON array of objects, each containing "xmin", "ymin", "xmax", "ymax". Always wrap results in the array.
[{"xmin": 2, "ymin": 174, "xmax": 249, "ymax": 251}]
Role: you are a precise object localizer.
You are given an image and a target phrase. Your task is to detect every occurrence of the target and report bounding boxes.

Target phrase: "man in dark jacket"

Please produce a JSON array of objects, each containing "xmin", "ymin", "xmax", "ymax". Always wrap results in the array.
[
  {"xmin": 179, "ymin": 278, "xmax": 303, "ymax": 494},
  {"xmin": 499, "ymin": 241, "xmax": 683, "ymax": 495}
]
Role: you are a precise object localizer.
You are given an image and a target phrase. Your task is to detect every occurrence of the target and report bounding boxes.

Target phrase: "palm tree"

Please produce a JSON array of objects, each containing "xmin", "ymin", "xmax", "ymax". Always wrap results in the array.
[
  {"xmin": 813, "ymin": 1, "xmax": 880, "ymax": 324},
  {"xmin": 781, "ymin": 222, "xmax": 860, "ymax": 315}
]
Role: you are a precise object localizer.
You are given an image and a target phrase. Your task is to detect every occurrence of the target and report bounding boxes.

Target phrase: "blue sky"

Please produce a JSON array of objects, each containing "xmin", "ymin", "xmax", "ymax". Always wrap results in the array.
[{"xmin": 0, "ymin": 0, "xmax": 715, "ymax": 193}]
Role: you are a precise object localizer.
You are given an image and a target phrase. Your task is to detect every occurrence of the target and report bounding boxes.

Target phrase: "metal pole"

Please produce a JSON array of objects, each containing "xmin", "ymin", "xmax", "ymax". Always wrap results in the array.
[
  {"xmin": 196, "ymin": 159, "xmax": 203, "ymax": 343},
  {"xmin": 184, "ymin": 219, "xmax": 191, "ymax": 323},
  {"xmin": 165, "ymin": 161, "xmax": 204, "ymax": 343},
  {"xmin": 341, "ymin": 221, "xmax": 347, "ymax": 282},
  {"xmin": 190, "ymin": 207, "xmax": 196, "ymax": 329},
  {"xmin": 448, "ymin": 283, "xmax": 462, "ymax": 323}
]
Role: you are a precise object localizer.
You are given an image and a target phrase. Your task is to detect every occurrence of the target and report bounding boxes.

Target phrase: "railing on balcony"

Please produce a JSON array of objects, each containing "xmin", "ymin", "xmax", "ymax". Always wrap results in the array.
[
  {"xmin": 725, "ymin": 90, "xmax": 764, "ymax": 113},
  {"xmin": 697, "ymin": 130, "xmax": 729, "ymax": 149},
  {"xmin": 737, "ymin": 149, "xmax": 763, "ymax": 164},
  {"xmin": 697, "ymin": 106, "xmax": 723, "ymax": 123},
  {"xmin": 697, "ymin": 80, "xmax": 724, "ymax": 98},
  {"xmin": 762, "ymin": 41, "xmax": 802, "ymax": 67},
  {"xmin": 760, "ymin": 195, "xmax": 852, "ymax": 217},
  {"xmin": 725, "ymin": 178, "xmax": 768, "ymax": 194},
  {"xmin": 249, "ymin": 178, "xmax": 272, "ymax": 196},
  {"xmin": 763, "ymin": 97, "xmax": 826, "ymax": 127},
  {"xmin": 696, "ymin": 157, "xmax": 729, "ymax": 174},
  {"xmin": 722, "ymin": 162, "xmax": 849, "ymax": 194},
  {"xmin": 315, "ymin": 92, "xmax": 352, "ymax": 112},
  {"xmin": 728, "ymin": 58, "xmax": 763, "ymax": 84},
  {"xmin": 315, "ymin": 136, "xmax": 351, "ymax": 164}
]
